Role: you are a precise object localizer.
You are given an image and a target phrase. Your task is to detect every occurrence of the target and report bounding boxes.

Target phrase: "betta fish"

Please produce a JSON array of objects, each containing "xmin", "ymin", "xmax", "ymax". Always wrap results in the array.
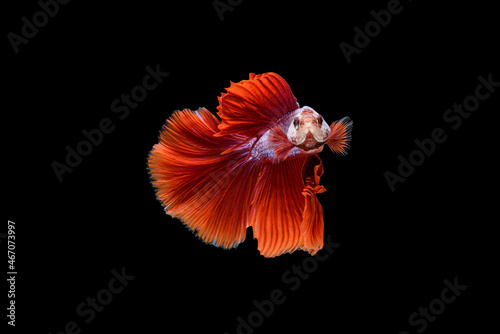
[{"xmin": 148, "ymin": 73, "xmax": 352, "ymax": 257}]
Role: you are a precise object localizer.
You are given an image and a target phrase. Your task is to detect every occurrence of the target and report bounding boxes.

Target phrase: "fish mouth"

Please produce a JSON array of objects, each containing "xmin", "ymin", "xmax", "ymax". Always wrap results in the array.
[{"xmin": 296, "ymin": 132, "xmax": 325, "ymax": 152}]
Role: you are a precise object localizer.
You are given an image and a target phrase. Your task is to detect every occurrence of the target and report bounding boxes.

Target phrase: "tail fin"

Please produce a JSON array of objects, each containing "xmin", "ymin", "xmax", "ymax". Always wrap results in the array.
[
  {"xmin": 148, "ymin": 108, "xmax": 255, "ymax": 249},
  {"xmin": 326, "ymin": 117, "xmax": 353, "ymax": 155}
]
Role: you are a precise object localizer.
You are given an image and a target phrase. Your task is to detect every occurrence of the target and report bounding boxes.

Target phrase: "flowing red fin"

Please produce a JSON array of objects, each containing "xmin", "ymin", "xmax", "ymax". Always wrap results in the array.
[
  {"xmin": 215, "ymin": 73, "xmax": 298, "ymax": 142},
  {"xmin": 301, "ymin": 155, "xmax": 326, "ymax": 255},
  {"xmin": 326, "ymin": 117, "xmax": 353, "ymax": 155},
  {"xmin": 148, "ymin": 108, "xmax": 256, "ymax": 249},
  {"xmin": 249, "ymin": 158, "xmax": 306, "ymax": 257}
]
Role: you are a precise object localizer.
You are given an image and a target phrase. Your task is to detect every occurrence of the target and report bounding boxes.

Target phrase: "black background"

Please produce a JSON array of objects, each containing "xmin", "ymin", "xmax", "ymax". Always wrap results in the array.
[{"xmin": 4, "ymin": 0, "xmax": 498, "ymax": 333}]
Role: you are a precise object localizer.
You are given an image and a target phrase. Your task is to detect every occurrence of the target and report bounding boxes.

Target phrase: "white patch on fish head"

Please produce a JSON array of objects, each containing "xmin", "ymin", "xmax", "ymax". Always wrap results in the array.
[{"xmin": 286, "ymin": 106, "xmax": 331, "ymax": 153}]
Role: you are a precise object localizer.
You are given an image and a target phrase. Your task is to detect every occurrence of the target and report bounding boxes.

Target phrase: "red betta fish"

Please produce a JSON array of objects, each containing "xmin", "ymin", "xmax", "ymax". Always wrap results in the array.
[{"xmin": 148, "ymin": 73, "xmax": 352, "ymax": 257}]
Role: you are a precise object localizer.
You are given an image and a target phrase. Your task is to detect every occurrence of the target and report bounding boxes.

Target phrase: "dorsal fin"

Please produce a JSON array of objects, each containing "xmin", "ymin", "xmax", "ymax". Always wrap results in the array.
[{"xmin": 215, "ymin": 73, "xmax": 298, "ymax": 144}]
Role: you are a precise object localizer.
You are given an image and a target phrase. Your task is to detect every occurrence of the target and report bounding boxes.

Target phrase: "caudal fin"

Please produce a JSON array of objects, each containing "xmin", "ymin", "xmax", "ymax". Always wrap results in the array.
[
  {"xmin": 148, "ymin": 108, "xmax": 255, "ymax": 249},
  {"xmin": 326, "ymin": 117, "xmax": 353, "ymax": 155}
]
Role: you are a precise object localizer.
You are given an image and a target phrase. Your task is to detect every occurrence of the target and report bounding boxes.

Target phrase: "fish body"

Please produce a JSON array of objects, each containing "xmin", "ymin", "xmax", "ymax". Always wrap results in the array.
[{"xmin": 148, "ymin": 73, "xmax": 352, "ymax": 257}]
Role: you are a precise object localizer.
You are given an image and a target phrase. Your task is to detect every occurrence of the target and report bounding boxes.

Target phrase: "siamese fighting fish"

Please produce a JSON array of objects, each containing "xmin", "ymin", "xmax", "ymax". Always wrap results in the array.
[{"xmin": 148, "ymin": 73, "xmax": 352, "ymax": 257}]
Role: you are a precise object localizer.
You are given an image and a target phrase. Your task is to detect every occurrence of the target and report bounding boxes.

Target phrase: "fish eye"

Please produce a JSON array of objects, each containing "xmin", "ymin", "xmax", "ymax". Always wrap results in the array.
[
  {"xmin": 317, "ymin": 115, "xmax": 323, "ymax": 126},
  {"xmin": 293, "ymin": 117, "xmax": 300, "ymax": 130}
]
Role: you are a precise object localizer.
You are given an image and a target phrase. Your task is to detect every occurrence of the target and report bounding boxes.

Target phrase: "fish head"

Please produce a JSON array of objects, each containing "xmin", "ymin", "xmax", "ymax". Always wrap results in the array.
[{"xmin": 287, "ymin": 106, "xmax": 331, "ymax": 153}]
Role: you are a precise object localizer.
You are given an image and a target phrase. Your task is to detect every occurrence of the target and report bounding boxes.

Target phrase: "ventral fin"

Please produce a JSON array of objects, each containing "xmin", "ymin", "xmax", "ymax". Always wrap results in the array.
[{"xmin": 300, "ymin": 154, "xmax": 326, "ymax": 255}]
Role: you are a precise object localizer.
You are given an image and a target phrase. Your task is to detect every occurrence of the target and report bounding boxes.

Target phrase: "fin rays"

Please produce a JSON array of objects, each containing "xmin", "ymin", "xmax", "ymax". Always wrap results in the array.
[
  {"xmin": 216, "ymin": 73, "xmax": 298, "ymax": 142},
  {"xmin": 148, "ymin": 109, "xmax": 328, "ymax": 257},
  {"xmin": 148, "ymin": 73, "xmax": 349, "ymax": 258},
  {"xmin": 326, "ymin": 116, "xmax": 353, "ymax": 155},
  {"xmin": 148, "ymin": 108, "xmax": 254, "ymax": 249}
]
